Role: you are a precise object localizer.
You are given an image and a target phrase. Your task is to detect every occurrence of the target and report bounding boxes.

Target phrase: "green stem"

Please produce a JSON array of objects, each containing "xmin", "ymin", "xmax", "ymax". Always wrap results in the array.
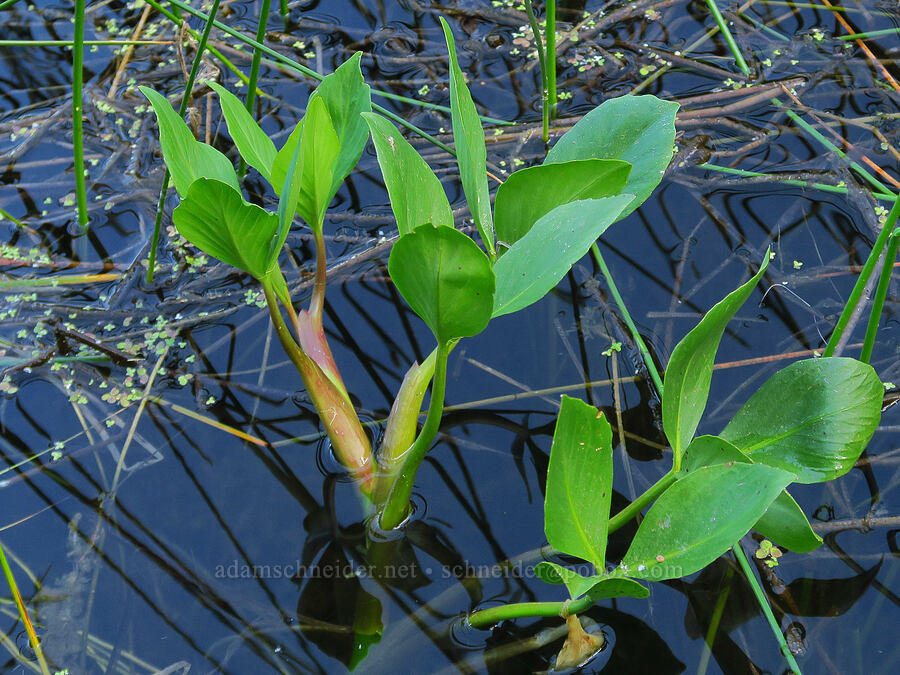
[
  {"xmin": 142, "ymin": 0, "xmax": 253, "ymax": 86},
  {"xmin": 770, "ymin": 97, "xmax": 891, "ymax": 196},
  {"xmin": 379, "ymin": 341, "xmax": 450, "ymax": 529},
  {"xmin": 859, "ymin": 230, "xmax": 899, "ymax": 363},
  {"xmin": 545, "ymin": 0, "xmax": 557, "ymax": 120},
  {"xmin": 468, "ymin": 593, "xmax": 597, "ymax": 628},
  {"xmin": 73, "ymin": 0, "xmax": 88, "ymax": 229},
  {"xmin": 0, "ymin": 542, "xmax": 52, "ymax": 675},
  {"xmin": 523, "ymin": 1, "xmax": 548, "ymax": 143},
  {"xmin": 279, "ymin": 0, "xmax": 288, "ymax": 18},
  {"xmin": 241, "ymin": 0, "xmax": 272, "ymax": 177},
  {"xmin": 591, "ymin": 243, "xmax": 665, "ymax": 395},
  {"xmin": 608, "ymin": 469, "xmax": 676, "ymax": 534},
  {"xmin": 706, "ymin": 0, "xmax": 751, "ymax": 76},
  {"xmin": 823, "ymin": 196, "xmax": 900, "ymax": 357},
  {"xmin": 698, "ymin": 163, "xmax": 897, "ymax": 202},
  {"xmin": 732, "ymin": 542, "xmax": 802, "ymax": 674},
  {"xmin": 145, "ymin": 0, "xmax": 222, "ymax": 282}
]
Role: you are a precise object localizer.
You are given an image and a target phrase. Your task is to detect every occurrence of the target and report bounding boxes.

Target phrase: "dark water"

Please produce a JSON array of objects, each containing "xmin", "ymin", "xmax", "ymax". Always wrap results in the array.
[{"xmin": 1, "ymin": 1, "xmax": 899, "ymax": 673}]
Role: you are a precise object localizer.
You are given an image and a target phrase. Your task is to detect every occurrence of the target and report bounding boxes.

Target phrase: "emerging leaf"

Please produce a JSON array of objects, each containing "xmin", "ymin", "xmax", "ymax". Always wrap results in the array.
[
  {"xmin": 721, "ymin": 357, "xmax": 883, "ymax": 483},
  {"xmin": 271, "ymin": 95, "xmax": 340, "ymax": 230},
  {"xmin": 492, "ymin": 196, "xmax": 631, "ymax": 317},
  {"xmin": 544, "ymin": 396, "xmax": 614, "ymax": 568},
  {"xmin": 362, "ymin": 112, "xmax": 453, "ymax": 235},
  {"xmin": 207, "ymin": 81, "xmax": 277, "ymax": 182},
  {"xmin": 439, "ymin": 17, "xmax": 494, "ymax": 255},
  {"xmin": 494, "ymin": 159, "xmax": 631, "ymax": 250},
  {"xmin": 313, "ymin": 52, "xmax": 372, "ymax": 196},
  {"xmin": 544, "ymin": 94, "xmax": 679, "ymax": 220},
  {"xmin": 662, "ymin": 253, "xmax": 770, "ymax": 464},
  {"xmin": 619, "ymin": 462, "xmax": 794, "ymax": 581},
  {"xmin": 535, "ymin": 563, "xmax": 649, "ymax": 602},
  {"xmin": 140, "ymin": 86, "xmax": 239, "ymax": 198},
  {"xmin": 388, "ymin": 224, "xmax": 495, "ymax": 345}
]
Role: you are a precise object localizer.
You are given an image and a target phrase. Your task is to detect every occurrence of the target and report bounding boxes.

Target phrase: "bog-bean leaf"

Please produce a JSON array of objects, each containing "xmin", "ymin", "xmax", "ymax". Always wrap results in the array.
[
  {"xmin": 492, "ymin": 196, "xmax": 631, "ymax": 317},
  {"xmin": 207, "ymin": 81, "xmax": 277, "ymax": 182},
  {"xmin": 388, "ymin": 224, "xmax": 494, "ymax": 345},
  {"xmin": 494, "ymin": 159, "xmax": 632, "ymax": 250},
  {"xmin": 662, "ymin": 252, "xmax": 770, "ymax": 464},
  {"xmin": 439, "ymin": 17, "xmax": 494, "ymax": 255},
  {"xmin": 721, "ymin": 357, "xmax": 883, "ymax": 483},
  {"xmin": 619, "ymin": 462, "xmax": 794, "ymax": 581},
  {"xmin": 140, "ymin": 86, "xmax": 239, "ymax": 197},
  {"xmin": 362, "ymin": 112, "xmax": 453, "ymax": 235},
  {"xmin": 544, "ymin": 94, "xmax": 679, "ymax": 221},
  {"xmin": 544, "ymin": 396, "xmax": 614, "ymax": 568}
]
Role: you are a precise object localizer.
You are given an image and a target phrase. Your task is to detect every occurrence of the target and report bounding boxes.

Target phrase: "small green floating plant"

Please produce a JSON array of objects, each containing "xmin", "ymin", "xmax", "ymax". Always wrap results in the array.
[{"xmin": 140, "ymin": 16, "xmax": 885, "ymax": 671}]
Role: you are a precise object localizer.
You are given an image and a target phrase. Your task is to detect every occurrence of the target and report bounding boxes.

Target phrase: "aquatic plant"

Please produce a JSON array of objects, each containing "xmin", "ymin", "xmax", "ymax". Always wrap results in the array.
[
  {"xmin": 467, "ymin": 259, "xmax": 884, "ymax": 671},
  {"xmin": 141, "ymin": 22, "xmax": 679, "ymax": 527}
]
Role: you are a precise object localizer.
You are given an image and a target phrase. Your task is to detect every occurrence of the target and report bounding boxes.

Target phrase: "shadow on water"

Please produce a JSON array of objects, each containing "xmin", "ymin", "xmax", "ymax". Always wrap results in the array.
[{"xmin": 1, "ymin": 0, "xmax": 899, "ymax": 673}]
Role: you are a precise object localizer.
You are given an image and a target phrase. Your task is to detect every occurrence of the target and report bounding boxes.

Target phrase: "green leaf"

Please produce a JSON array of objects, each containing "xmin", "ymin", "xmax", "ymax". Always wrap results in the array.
[
  {"xmin": 536, "ymin": 563, "xmax": 650, "ymax": 601},
  {"xmin": 619, "ymin": 463, "xmax": 794, "ymax": 581},
  {"xmin": 662, "ymin": 253, "xmax": 770, "ymax": 464},
  {"xmin": 361, "ymin": 112, "xmax": 453, "ymax": 235},
  {"xmin": 544, "ymin": 94, "xmax": 679, "ymax": 220},
  {"xmin": 754, "ymin": 490, "xmax": 822, "ymax": 553},
  {"xmin": 388, "ymin": 224, "xmax": 495, "ymax": 344},
  {"xmin": 207, "ymin": 81, "xmax": 277, "ymax": 182},
  {"xmin": 172, "ymin": 178, "xmax": 278, "ymax": 281},
  {"xmin": 721, "ymin": 357, "xmax": 883, "ymax": 483},
  {"xmin": 439, "ymin": 17, "xmax": 494, "ymax": 255},
  {"xmin": 271, "ymin": 95, "xmax": 340, "ymax": 230},
  {"xmin": 679, "ymin": 435, "xmax": 749, "ymax": 476},
  {"xmin": 140, "ymin": 86, "xmax": 239, "ymax": 198},
  {"xmin": 678, "ymin": 436, "xmax": 822, "ymax": 553},
  {"xmin": 313, "ymin": 52, "xmax": 372, "ymax": 196},
  {"xmin": 535, "ymin": 562, "xmax": 601, "ymax": 599},
  {"xmin": 544, "ymin": 396, "xmax": 614, "ymax": 567},
  {"xmin": 494, "ymin": 159, "xmax": 632, "ymax": 250},
  {"xmin": 492, "ymin": 196, "xmax": 631, "ymax": 317},
  {"xmin": 586, "ymin": 577, "xmax": 650, "ymax": 601}
]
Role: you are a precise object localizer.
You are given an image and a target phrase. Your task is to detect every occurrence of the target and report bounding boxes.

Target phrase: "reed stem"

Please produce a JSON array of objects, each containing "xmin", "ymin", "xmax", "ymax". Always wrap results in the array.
[{"xmin": 73, "ymin": 0, "xmax": 88, "ymax": 229}]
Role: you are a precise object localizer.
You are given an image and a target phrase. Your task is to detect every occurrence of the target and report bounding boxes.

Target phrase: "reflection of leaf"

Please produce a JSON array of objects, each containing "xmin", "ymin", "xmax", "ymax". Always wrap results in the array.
[
  {"xmin": 773, "ymin": 559, "xmax": 883, "ymax": 617},
  {"xmin": 295, "ymin": 543, "xmax": 369, "ymax": 667},
  {"xmin": 590, "ymin": 607, "xmax": 686, "ymax": 674}
]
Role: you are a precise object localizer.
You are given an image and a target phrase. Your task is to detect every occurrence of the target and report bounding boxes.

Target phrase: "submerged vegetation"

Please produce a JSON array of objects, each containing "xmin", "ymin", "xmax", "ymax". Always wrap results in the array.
[{"xmin": 1, "ymin": 1, "xmax": 898, "ymax": 673}]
